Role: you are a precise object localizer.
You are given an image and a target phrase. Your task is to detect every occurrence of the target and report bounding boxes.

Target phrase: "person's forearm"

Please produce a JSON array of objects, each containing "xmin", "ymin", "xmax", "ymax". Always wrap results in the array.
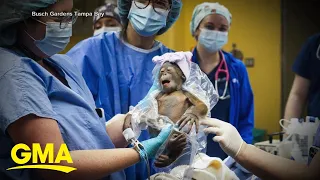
[
  {"xmin": 40, "ymin": 148, "xmax": 140, "ymax": 180},
  {"xmin": 284, "ymin": 93, "xmax": 306, "ymax": 121},
  {"xmin": 284, "ymin": 75, "xmax": 310, "ymax": 124},
  {"xmin": 106, "ymin": 114, "xmax": 129, "ymax": 148},
  {"xmin": 235, "ymin": 143, "xmax": 312, "ymax": 180}
]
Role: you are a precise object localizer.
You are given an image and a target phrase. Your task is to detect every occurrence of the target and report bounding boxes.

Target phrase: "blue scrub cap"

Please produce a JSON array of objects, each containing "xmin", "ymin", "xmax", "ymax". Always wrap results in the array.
[
  {"xmin": 0, "ymin": 0, "xmax": 57, "ymax": 46},
  {"xmin": 93, "ymin": 2, "xmax": 121, "ymax": 25},
  {"xmin": 117, "ymin": 0, "xmax": 182, "ymax": 35},
  {"xmin": 190, "ymin": 2, "xmax": 232, "ymax": 36}
]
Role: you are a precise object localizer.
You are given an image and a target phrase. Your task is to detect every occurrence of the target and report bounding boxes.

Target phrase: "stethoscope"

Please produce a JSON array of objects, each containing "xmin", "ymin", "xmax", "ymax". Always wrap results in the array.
[{"xmin": 215, "ymin": 51, "xmax": 230, "ymax": 100}]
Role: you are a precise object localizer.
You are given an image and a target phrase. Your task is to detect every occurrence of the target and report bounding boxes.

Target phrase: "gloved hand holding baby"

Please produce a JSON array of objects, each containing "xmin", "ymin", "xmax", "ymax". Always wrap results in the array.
[{"xmin": 123, "ymin": 51, "xmax": 218, "ymax": 168}]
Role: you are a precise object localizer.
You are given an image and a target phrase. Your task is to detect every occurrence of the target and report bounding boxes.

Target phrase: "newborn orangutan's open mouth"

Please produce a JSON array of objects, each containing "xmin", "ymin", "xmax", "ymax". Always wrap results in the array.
[{"xmin": 162, "ymin": 80, "xmax": 171, "ymax": 86}]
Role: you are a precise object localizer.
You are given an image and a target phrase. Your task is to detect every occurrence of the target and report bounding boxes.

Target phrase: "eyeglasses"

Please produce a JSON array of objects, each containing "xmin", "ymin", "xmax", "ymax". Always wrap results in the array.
[
  {"xmin": 53, "ymin": 9, "xmax": 80, "ymax": 29},
  {"xmin": 133, "ymin": 0, "xmax": 171, "ymax": 13},
  {"xmin": 33, "ymin": 9, "xmax": 80, "ymax": 29}
]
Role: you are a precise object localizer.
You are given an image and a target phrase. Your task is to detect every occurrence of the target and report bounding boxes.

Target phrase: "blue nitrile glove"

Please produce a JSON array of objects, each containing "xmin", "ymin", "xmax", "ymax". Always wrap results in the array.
[{"xmin": 140, "ymin": 125, "xmax": 172, "ymax": 160}]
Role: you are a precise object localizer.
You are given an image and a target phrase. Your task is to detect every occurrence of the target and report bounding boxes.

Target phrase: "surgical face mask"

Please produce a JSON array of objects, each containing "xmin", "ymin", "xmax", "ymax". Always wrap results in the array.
[
  {"xmin": 93, "ymin": 26, "xmax": 122, "ymax": 36},
  {"xmin": 128, "ymin": 2, "xmax": 169, "ymax": 37},
  {"xmin": 198, "ymin": 28, "xmax": 228, "ymax": 53},
  {"xmin": 26, "ymin": 20, "xmax": 72, "ymax": 57}
]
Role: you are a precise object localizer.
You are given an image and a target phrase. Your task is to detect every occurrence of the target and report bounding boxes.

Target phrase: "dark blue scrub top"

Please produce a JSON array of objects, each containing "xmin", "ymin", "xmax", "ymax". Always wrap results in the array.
[
  {"xmin": 293, "ymin": 34, "xmax": 320, "ymax": 118},
  {"xmin": 192, "ymin": 50, "xmax": 231, "ymax": 159}
]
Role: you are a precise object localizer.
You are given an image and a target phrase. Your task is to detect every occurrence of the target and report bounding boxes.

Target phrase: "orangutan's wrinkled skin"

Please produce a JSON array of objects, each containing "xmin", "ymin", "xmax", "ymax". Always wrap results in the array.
[{"xmin": 124, "ymin": 62, "xmax": 208, "ymax": 167}]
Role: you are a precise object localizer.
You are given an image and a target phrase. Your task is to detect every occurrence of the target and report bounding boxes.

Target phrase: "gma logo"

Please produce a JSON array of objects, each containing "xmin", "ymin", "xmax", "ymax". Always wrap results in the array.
[{"xmin": 7, "ymin": 143, "xmax": 76, "ymax": 173}]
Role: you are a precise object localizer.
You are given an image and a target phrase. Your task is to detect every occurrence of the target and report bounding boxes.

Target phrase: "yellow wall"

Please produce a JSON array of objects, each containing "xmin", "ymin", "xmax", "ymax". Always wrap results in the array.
[
  {"xmin": 157, "ymin": 0, "xmax": 281, "ymax": 133},
  {"xmin": 65, "ymin": 0, "xmax": 282, "ymax": 134}
]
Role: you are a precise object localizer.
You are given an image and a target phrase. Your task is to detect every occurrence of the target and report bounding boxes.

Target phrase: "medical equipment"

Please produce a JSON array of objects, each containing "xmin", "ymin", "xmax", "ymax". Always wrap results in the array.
[
  {"xmin": 309, "ymin": 145, "xmax": 319, "ymax": 161},
  {"xmin": 254, "ymin": 132, "xmax": 288, "ymax": 156},
  {"xmin": 215, "ymin": 51, "xmax": 230, "ymax": 100},
  {"xmin": 122, "ymin": 128, "xmax": 151, "ymax": 180},
  {"xmin": 255, "ymin": 139, "xmax": 283, "ymax": 156},
  {"xmin": 280, "ymin": 118, "xmax": 319, "ymax": 155},
  {"xmin": 255, "ymin": 117, "xmax": 319, "ymax": 162},
  {"xmin": 256, "ymin": 117, "xmax": 320, "ymax": 163}
]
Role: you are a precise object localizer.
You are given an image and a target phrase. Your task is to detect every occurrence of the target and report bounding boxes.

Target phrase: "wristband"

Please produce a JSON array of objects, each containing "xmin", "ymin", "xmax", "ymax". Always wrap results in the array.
[{"xmin": 132, "ymin": 140, "xmax": 147, "ymax": 162}]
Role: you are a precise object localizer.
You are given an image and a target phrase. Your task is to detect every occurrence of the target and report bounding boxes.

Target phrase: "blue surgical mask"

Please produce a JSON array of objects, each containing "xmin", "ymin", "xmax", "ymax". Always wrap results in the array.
[
  {"xmin": 128, "ymin": 1, "xmax": 169, "ymax": 37},
  {"xmin": 93, "ymin": 26, "xmax": 122, "ymax": 36},
  {"xmin": 198, "ymin": 28, "xmax": 228, "ymax": 53},
  {"xmin": 26, "ymin": 20, "xmax": 72, "ymax": 57}
]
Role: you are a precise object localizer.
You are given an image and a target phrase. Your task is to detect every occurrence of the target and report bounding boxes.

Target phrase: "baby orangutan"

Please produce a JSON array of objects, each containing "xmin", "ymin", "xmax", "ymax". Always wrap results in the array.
[
  {"xmin": 157, "ymin": 62, "xmax": 208, "ymax": 130},
  {"xmin": 124, "ymin": 62, "xmax": 208, "ymax": 168}
]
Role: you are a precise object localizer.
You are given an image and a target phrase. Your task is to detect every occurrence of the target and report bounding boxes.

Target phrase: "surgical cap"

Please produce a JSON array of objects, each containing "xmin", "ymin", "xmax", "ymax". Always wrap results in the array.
[
  {"xmin": 190, "ymin": 2, "xmax": 232, "ymax": 36},
  {"xmin": 93, "ymin": 2, "xmax": 121, "ymax": 25},
  {"xmin": 117, "ymin": 0, "xmax": 182, "ymax": 35},
  {"xmin": 0, "ymin": 0, "xmax": 57, "ymax": 46}
]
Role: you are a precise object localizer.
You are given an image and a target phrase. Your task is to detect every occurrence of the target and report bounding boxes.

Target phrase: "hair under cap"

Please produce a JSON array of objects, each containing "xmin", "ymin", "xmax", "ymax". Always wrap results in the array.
[
  {"xmin": 93, "ymin": 2, "xmax": 121, "ymax": 25},
  {"xmin": 0, "ymin": 0, "xmax": 57, "ymax": 46},
  {"xmin": 190, "ymin": 2, "xmax": 232, "ymax": 36}
]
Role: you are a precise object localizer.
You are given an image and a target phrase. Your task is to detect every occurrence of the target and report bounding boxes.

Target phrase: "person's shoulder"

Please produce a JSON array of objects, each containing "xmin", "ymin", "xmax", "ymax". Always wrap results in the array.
[
  {"xmin": 307, "ymin": 33, "xmax": 320, "ymax": 43},
  {"xmin": 50, "ymin": 54, "xmax": 87, "ymax": 85},
  {"xmin": 82, "ymin": 33, "xmax": 114, "ymax": 44},
  {"xmin": 223, "ymin": 51, "xmax": 250, "ymax": 83},
  {"xmin": 68, "ymin": 32, "xmax": 118, "ymax": 53},
  {"xmin": 291, "ymin": 34, "xmax": 320, "ymax": 78},
  {"xmin": 51, "ymin": 54, "xmax": 72, "ymax": 63},
  {"xmin": 0, "ymin": 48, "xmax": 33, "ymax": 77},
  {"xmin": 301, "ymin": 33, "xmax": 320, "ymax": 52},
  {"xmin": 51, "ymin": 54, "xmax": 79, "ymax": 72},
  {"xmin": 0, "ymin": 47, "xmax": 20, "ymax": 62},
  {"xmin": 223, "ymin": 51, "xmax": 246, "ymax": 70}
]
